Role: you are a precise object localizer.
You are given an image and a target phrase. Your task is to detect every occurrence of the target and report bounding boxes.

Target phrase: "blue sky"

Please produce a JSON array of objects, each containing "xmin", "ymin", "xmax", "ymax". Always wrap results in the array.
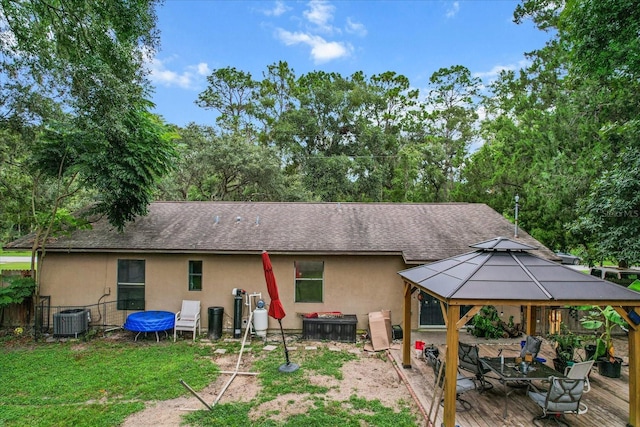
[{"xmin": 148, "ymin": 0, "xmax": 552, "ymax": 127}]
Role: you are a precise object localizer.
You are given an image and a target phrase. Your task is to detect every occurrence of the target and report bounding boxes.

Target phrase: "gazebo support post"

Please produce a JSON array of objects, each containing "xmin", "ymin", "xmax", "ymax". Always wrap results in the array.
[
  {"xmin": 524, "ymin": 305, "xmax": 537, "ymax": 336},
  {"xmin": 627, "ymin": 307, "xmax": 640, "ymax": 427},
  {"xmin": 402, "ymin": 281, "xmax": 412, "ymax": 368},
  {"xmin": 443, "ymin": 304, "xmax": 460, "ymax": 427}
]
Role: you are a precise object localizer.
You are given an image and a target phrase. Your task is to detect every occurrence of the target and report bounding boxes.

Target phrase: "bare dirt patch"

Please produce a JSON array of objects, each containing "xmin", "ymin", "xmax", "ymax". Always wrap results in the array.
[
  {"xmin": 121, "ymin": 347, "xmax": 419, "ymax": 427},
  {"xmin": 121, "ymin": 353, "xmax": 261, "ymax": 427}
]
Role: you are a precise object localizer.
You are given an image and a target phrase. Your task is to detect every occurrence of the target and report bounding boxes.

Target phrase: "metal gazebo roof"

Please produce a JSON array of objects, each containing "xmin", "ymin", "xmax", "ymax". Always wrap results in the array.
[
  {"xmin": 397, "ymin": 236, "xmax": 640, "ymax": 427},
  {"xmin": 399, "ymin": 236, "xmax": 640, "ymax": 304}
]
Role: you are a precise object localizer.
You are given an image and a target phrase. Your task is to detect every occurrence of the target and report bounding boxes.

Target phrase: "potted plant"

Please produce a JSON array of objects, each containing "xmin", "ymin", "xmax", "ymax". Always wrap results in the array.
[
  {"xmin": 547, "ymin": 322, "xmax": 582, "ymax": 373},
  {"xmin": 469, "ymin": 306, "xmax": 523, "ymax": 338},
  {"xmin": 577, "ymin": 305, "xmax": 627, "ymax": 378}
]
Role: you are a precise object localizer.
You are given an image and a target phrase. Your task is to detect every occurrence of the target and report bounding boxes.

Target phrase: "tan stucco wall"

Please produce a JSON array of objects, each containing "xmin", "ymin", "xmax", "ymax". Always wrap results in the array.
[{"xmin": 39, "ymin": 252, "xmax": 410, "ymax": 333}]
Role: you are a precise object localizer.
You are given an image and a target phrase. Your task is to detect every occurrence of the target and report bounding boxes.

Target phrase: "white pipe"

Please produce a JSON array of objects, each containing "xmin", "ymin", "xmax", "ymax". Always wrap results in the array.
[
  {"xmin": 212, "ymin": 309, "xmax": 256, "ymax": 407},
  {"xmin": 219, "ymin": 371, "xmax": 259, "ymax": 375}
]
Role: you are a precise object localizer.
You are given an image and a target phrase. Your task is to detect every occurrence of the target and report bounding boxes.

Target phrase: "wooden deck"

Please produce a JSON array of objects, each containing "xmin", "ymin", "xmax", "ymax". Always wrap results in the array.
[{"xmin": 389, "ymin": 332, "xmax": 631, "ymax": 427}]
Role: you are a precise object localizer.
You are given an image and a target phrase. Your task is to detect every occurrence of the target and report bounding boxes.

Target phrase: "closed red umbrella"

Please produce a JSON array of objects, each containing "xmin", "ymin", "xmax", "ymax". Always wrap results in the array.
[
  {"xmin": 261, "ymin": 250, "xmax": 298, "ymax": 372},
  {"xmin": 262, "ymin": 251, "xmax": 286, "ymax": 320}
]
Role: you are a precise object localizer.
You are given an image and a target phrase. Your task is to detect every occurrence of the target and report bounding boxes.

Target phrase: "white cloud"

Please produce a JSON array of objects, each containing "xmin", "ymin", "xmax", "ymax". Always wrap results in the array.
[
  {"xmin": 345, "ymin": 17, "xmax": 367, "ymax": 37},
  {"xmin": 304, "ymin": 0, "xmax": 336, "ymax": 33},
  {"xmin": 270, "ymin": 1, "xmax": 361, "ymax": 64},
  {"xmin": 473, "ymin": 59, "xmax": 529, "ymax": 80},
  {"xmin": 446, "ymin": 1, "xmax": 460, "ymax": 18},
  {"xmin": 263, "ymin": 1, "xmax": 290, "ymax": 17},
  {"xmin": 276, "ymin": 28, "xmax": 352, "ymax": 63},
  {"xmin": 473, "ymin": 64, "xmax": 515, "ymax": 80},
  {"xmin": 194, "ymin": 62, "xmax": 211, "ymax": 76},
  {"xmin": 147, "ymin": 56, "xmax": 210, "ymax": 89}
]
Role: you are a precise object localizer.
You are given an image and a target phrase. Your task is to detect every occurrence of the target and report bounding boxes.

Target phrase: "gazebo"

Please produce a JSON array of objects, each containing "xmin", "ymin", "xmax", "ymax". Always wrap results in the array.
[{"xmin": 398, "ymin": 237, "xmax": 640, "ymax": 427}]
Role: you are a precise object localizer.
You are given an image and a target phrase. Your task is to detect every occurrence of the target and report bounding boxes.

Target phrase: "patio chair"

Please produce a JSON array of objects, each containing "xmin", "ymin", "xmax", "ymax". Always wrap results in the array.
[
  {"xmin": 458, "ymin": 342, "xmax": 494, "ymax": 392},
  {"xmin": 527, "ymin": 376, "xmax": 585, "ymax": 425},
  {"xmin": 174, "ymin": 300, "xmax": 201, "ymax": 342},
  {"xmin": 520, "ymin": 335, "xmax": 543, "ymax": 360},
  {"xmin": 430, "ymin": 355, "xmax": 476, "ymax": 411},
  {"xmin": 564, "ymin": 359, "xmax": 594, "ymax": 393},
  {"xmin": 504, "ymin": 335, "xmax": 544, "ymax": 389}
]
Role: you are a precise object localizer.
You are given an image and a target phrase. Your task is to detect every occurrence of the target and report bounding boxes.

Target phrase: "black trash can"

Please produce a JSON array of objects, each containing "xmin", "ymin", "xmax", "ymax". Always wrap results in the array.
[{"xmin": 208, "ymin": 306, "xmax": 224, "ymax": 340}]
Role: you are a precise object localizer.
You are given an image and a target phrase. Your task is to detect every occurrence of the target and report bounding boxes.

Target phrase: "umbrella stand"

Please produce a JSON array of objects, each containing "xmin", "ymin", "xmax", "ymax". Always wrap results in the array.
[
  {"xmin": 277, "ymin": 318, "xmax": 299, "ymax": 373},
  {"xmin": 262, "ymin": 250, "xmax": 299, "ymax": 373}
]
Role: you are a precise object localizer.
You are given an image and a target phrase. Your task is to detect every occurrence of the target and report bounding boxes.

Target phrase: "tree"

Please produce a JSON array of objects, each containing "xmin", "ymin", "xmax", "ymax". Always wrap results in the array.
[
  {"xmin": 254, "ymin": 61, "xmax": 298, "ymax": 147},
  {"xmin": 0, "ymin": 126, "xmax": 37, "ymax": 243},
  {"xmin": 404, "ymin": 66, "xmax": 481, "ymax": 202},
  {"xmin": 269, "ymin": 70, "xmax": 359, "ymax": 200},
  {"xmin": 557, "ymin": 0, "xmax": 640, "ymax": 260},
  {"xmin": 196, "ymin": 67, "xmax": 260, "ymax": 137},
  {"xmin": 265, "ymin": 69, "xmax": 420, "ymax": 202},
  {"xmin": 572, "ymin": 141, "xmax": 640, "ymax": 265},
  {"xmin": 354, "ymin": 71, "xmax": 418, "ymax": 201},
  {"xmin": 22, "ymin": 110, "xmax": 176, "ymax": 304},
  {"xmin": 0, "ymin": 0, "xmax": 172, "ymax": 232},
  {"xmin": 0, "ymin": 1, "xmax": 177, "ymax": 314},
  {"xmin": 155, "ymin": 124, "xmax": 297, "ymax": 202},
  {"xmin": 560, "ymin": 0, "xmax": 640, "ymax": 82}
]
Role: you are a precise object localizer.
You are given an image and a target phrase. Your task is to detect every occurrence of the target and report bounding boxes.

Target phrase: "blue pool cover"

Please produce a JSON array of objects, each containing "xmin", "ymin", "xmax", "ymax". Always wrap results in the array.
[{"xmin": 124, "ymin": 311, "xmax": 175, "ymax": 332}]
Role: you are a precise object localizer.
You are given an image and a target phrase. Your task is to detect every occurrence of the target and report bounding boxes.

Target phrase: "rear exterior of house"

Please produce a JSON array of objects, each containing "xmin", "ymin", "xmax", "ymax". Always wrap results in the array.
[{"xmin": 5, "ymin": 202, "xmax": 552, "ymax": 333}]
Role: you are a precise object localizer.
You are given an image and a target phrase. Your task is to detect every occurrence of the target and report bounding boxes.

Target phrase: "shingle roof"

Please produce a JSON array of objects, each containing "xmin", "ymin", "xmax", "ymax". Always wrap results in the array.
[{"xmin": 5, "ymin": 202, "xmax": 552, "ymax": 263}]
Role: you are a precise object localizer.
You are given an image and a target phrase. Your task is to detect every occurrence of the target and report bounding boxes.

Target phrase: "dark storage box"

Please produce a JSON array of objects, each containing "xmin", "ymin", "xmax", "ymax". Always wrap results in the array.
[
  {"xmin": 302, "ymin": 314, "xmax": 357, "ymax": 342},
  {"xmin": 392, "ymin": 324, "xmax": 403, "ymax": 340}
]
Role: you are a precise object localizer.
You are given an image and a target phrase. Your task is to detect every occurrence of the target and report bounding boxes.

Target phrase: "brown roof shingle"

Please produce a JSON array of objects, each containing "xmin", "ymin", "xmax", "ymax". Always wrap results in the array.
[{"xmin": 6, "ymin": 202, "xmax": 552, "ymax": 263}]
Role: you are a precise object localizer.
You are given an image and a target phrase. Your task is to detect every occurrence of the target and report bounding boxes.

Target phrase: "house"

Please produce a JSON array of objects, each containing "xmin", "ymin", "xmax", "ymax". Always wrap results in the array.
[{"xmin": 4, "ymin": 202, "xmax": 552, "ymax": 333}]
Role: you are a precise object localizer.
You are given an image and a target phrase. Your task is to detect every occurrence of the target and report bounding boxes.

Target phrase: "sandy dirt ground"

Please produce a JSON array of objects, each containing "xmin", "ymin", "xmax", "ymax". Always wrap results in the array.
[{"xmin": 121, "ymin": 342, "xmax": 421, "ymax": 427}]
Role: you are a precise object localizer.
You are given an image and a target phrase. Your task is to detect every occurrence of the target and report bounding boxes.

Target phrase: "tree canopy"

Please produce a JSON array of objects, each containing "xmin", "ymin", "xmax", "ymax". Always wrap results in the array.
[
  {"xmin": 0, "ymin": 0, "xmax": 176, "ymax": 241},
  {"xmin": 2, "ymin": 0, "xmax": 638, "ymax": 266}
]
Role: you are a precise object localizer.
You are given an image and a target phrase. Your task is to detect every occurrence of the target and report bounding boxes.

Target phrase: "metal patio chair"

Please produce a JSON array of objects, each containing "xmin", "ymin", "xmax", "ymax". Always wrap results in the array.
[
  {"xmin": 429, "ymin": 353, "xmax": 476, "ymax": 412},
  {"xmin": 521, "ymin": 335, "xmax": 543, "ymax": 359},
  {"xmin": 528, "ymin": 376, "xmax": 585, "ymax": 425},
  {"xmin": 458, "ymin": 341, "xmax": 494, "ymax": 392}
]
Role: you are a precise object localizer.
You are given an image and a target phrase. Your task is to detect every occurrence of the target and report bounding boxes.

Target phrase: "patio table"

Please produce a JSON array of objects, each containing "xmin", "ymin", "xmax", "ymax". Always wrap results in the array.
[{"xmin": 480, "ymin": 356, "xmax": 565, "ymax": 418}]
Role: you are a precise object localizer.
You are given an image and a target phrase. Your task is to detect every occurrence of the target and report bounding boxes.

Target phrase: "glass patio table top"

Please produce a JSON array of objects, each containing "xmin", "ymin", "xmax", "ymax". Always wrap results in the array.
[
  {"xmin": 480, "ymin": 357, "xmax": 563, "ymax": 381},
  {"xmin": 480, "ymin": 356, "xmax": 565, "ymax": 418}
]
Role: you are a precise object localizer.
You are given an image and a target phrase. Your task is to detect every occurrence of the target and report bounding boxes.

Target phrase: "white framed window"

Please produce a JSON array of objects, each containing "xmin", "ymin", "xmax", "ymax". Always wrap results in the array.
[
  {"xmin": 294, "ymin": 261, "xmax": 324, "ymax": 303},
  {"xmin": 189, "ymin": 260, "xmax": 202, "ymax": 291},
  {"xmin": 117, "ymin": 259, "xmax": 145, "ymax": 310}
]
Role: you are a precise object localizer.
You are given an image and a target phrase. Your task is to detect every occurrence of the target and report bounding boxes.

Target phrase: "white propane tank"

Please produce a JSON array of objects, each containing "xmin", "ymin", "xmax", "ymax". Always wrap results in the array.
[{"xmin": 253, "ymin": 302, "xmax": 268, "ymax": 338}]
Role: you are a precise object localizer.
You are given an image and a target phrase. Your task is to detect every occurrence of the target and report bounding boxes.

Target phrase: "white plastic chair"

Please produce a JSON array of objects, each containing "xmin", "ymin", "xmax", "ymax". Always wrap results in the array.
[
  {"xmin": 174, "ymin": 300, "xmax": 201, "ymax": 342},
  {"xmin": 564, "ymin": 360, "xmax": 594, "ymax": 393}
]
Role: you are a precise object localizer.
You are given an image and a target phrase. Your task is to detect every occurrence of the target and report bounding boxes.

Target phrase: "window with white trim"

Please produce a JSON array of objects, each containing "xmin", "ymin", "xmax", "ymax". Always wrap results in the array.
[
  {"xmin": 189, "ymin": 260, "xmax": 202, "ymax": 291},
  {"xmin": 294, "ymin": 261, "xmax": 324, "ymax": 303},
  {"xmin": 117, "ymin": 259, "xmax": 145, "ymax": 310}
]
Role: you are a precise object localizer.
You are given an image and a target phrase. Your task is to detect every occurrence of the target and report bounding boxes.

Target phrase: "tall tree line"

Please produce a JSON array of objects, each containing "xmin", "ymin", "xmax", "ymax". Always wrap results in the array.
[
  {"xmin": 2, "ymin": 0, "xmax": 638, "ymax": 266},
  {"xmin": 461, "ymin": 0, "xmax": 640, "ymax": 264},
  {"xmin": 158, "ymin": 64, "xmax": 481, "ymax": 204}
]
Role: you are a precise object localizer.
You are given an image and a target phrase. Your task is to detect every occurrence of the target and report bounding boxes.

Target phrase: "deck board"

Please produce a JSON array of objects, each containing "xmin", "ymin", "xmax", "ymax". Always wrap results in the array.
[{"xmin": 390, "ymin": 333, "xmax": 631, "ymax": 427}]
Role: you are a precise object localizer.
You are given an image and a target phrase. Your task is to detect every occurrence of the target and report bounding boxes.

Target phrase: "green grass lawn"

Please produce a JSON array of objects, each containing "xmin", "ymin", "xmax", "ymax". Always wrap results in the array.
[
  {"xmin": 0, "ymin": 262, "xmax": 31, "ymax": 273},
  {"xmin": 0, "ymin": 339, "xmax": 218, "ymax": 427},
  {"xmin": 0, "ymin": 249, "xmax": 31, "ymax": 257},
  {"xmin": 0, "ymin": 249, "xmax": 33, "ymax": 273},
  {"xmin": 0, "ymin": 336, "xmax": 418, "ymax": 427}
]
